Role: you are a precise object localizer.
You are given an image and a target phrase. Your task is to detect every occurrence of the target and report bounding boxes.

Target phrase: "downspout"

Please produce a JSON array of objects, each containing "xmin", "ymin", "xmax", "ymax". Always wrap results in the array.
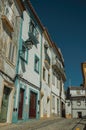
[
  {"xmin": 39, "ymin": 31, "xmax": 43, "ymax": 119},
  {"xmin": 12, "ymin": 15, "xmax": 23, "ymax": 123}
]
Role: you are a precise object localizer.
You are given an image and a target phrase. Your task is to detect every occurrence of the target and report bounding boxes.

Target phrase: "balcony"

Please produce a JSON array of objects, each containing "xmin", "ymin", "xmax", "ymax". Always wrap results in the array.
[
  {"xmin": 1, "ymin": 7, "xmax": 14, "ymax": 32},
  {"xmin": 52, "ymin": 59, "xmax": 66, "ymax": 81},
  {"xmin": 44, "ymin": 53, "xmax": 50, "ymax": 69},
  {"xmin": 28, "ymin": 31, "xmax": 39, "ymax": 45}
]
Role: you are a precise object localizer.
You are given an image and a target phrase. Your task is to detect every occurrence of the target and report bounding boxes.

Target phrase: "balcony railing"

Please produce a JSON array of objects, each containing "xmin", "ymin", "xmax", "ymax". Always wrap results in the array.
[
  {"xmin": 52, "ymin": 58, "xmax": 66, "ymax": 80},
  {"xmin": 28, "ymin": 29, "xmax": 39, "ymax": 45}
]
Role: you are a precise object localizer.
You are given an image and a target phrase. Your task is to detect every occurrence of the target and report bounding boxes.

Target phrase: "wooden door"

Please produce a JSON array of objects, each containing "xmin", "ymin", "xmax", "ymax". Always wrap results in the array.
[
  {"xmin": 0, "ymin": 87, "xmax": 10, "ymax": 122},
  {"xmin": 18, "ymin": 88, "xmax": 24, "ymax": 119},
  {"xmin": 29, "ymin": 91, "xmax": 37, "ymax": 118}
]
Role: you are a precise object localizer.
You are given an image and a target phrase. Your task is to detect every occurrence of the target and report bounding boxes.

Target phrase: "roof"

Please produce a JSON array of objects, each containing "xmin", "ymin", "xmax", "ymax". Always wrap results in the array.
[
  {"xmin": 69, "ymin": 86, "xmax": 85, "ymax": 90},
  {"xmin": 26, "ymin": 0, "xmax": 44, "ymax": 31},
  {"xmin": 43, "ymin": 28, "xmax": 53, "ymax": 47}
]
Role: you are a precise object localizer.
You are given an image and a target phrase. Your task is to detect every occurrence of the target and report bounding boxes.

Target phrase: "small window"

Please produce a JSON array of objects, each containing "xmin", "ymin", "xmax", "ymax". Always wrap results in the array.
[
  {"xmin": 29, "ymin": 20, "xmax": 39, "ymax": 42},
  {"xmin": 35, "ymin": 29, "xmax": 39, "ymax": 41},
  {"xmin": 29, "ymin": 21, "xmax": 35, "ymax": 33},
  {"xmin": 57, "ymin": 79, "xmax": 59, "ymax": 88},
  {"xmin": 8, "ymin": 42, "xmax": 15, "ymax": 64},
  {"xmin": 43, "ymin": 67, "xmax": 46, "ymax": 81},
  {"xmin": 34, "ymin": 55, "xmax": 39, "ymax": 73},
  {"xmin": 20, "ymin": 43, "xmax": 28, "ymax": 64},
  {"xmin": 48, "ymin": 73, "xmax": 50, "ymax": 86},
  {"xmin": 52, "ymin": 95, "xmax": 55, "ymax": 109},
  {"xmin": 52, "ymin": 72, "xmax": 55, "ymax": 85},
  {"xmin": 76, "ymin": 90, "xmax": 81, "ymax": 95}
]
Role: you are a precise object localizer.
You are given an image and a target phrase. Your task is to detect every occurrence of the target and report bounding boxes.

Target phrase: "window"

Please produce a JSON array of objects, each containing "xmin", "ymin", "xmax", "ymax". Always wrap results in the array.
[
  {"xmin": 76, "ymin": 90, "xmax": 81, "ymax": 95},
  {"xmin": 57, "ymin": 79, "xmax": 59, "ymax": 88},
  {"xmin": 29, "ymin": 20, "xmax": 39, "ymax": 41},
  {"xmin": 35, "ymin": 29, "xmax": 39, "ymax": 41},
  {"xmin": 8, "ymin": 42, "xmax": 15, "ymax": 64},
  {"xmin": 57, "ymin": 99, "xmax": 59, "ymax": 113},
  {"xmin": 52, "ymin": 72, "xmax": 55, "ymax": 85},
  {"xmin": 34, "ymin": 55, "xmax": 39, "ymax": 73},
  {"xmin": 48, "ymin": 73, "xmax": 50, "ymax": 86},
  {"xmin": 52, "ymin": 95, "xmax": 55, "ymax": 109},
  {"xmin": 20, "ymin": 41, "xmax": 28, "ymax": 63},
  {"xmin": 29, "ymin": 21, "xmax": 35, "ymax": 33},
  {"xmin": 43, "ymin": 67, "xmax": 46, "ymax": 80}
]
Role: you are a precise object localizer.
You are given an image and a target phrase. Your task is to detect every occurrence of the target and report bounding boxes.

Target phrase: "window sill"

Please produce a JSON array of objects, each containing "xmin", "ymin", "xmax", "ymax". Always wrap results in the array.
[{"xmin": 6, "ymin": 58, "xmax": 15, "ymax": 68}]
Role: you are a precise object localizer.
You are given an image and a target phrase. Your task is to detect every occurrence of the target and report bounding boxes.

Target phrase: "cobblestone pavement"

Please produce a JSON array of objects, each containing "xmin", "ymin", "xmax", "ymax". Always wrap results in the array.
[{"xmin": 0, "ymin": 117, "xmax": 86, "ymax": 130}]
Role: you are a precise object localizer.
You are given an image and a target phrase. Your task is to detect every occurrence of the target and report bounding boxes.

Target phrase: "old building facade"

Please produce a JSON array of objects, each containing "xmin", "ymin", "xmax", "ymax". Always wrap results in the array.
[
  {"xmin": 0, "ymin": 0, "xmax": 24, "ymax": 123},
  {"xmin": 51, "ymin": 44, "xmax": 66, "ymax": 117},
  {"xmin": 40, "ymin": 29, "xmax": 52, "ymax": 118},
  {"xmin": 12, "ymin": 0, "xmax": 44, "ymax": 123},
  {"xmin": 66, "ymin": 62, "xmax": 86, "ymax": 119},
  {"xmin": 0, "ymin": 0, "xmax": 66, "ymax": 124},
  {"xmin": 66, "ymin": 86, "xmax": 86, "ymax": 118}
]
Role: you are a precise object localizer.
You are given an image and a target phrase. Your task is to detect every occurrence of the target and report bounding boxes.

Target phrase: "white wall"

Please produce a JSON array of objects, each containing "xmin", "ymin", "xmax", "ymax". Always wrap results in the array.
[{"xmin": 19, "ymin": 11, "xmax": 42, "ymax": 88}]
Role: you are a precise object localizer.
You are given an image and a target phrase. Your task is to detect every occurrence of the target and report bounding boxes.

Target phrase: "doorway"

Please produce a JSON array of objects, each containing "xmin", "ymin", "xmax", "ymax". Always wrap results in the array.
[
  {"xmin": 18, "ymin": 88, "xmax": 24, "ymax": 119},
  {"xmin": 78, "ymin": 112, "xmax": 82, "ymax": 118},
  {"xmin": 29, "ymin": 91, "xmax": 37, "ymax": 118},
  {"xmin": 0, "ymin": 87, "xmax": 11, "ymax": 122}
]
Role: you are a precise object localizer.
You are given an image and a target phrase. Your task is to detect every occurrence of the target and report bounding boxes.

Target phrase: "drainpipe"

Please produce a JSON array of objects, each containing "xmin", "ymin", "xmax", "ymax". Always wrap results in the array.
[
  {"xmin": 12, "ymin": 15, "xmax": 23, "ymax": 123},
  {"xmin": 39, "ymin": 31, "xmax": 43, "ymax": 119}
]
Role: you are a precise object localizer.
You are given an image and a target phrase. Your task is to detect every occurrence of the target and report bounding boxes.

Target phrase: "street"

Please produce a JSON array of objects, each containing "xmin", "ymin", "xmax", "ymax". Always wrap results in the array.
[{"xmin": 0, "ymin": 117, "xmax": 86, "ymax": 130}]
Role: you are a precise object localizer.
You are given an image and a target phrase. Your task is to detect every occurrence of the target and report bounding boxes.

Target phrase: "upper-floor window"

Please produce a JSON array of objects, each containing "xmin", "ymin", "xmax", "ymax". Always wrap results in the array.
[
  {"xmin": 5, "ymin": 1, "xmax": 14, "ymax": 22},
  {"xmin": 34, "ymin": 55, "xmax": 40, "ymax": 73},
  {"xmin": 43, "ymin": 67, "xmax": 46, "ymax": 81},
  {"xmin": 29, "ymin": 20, "xmax": 39, "ymax": 41},
  {"xmin": 57, "ymin": 79, "xmax": 59, "ymax": 88},
  {"xmin": 8, "ymin": 42, "xmax": 13, "ymax": 62},
  {"xmin": 3, "ymin": 27, "xmax": 16, "ymax": 65},
  {"xmin": 52, "ymin": 95, "xmax": 55, "ymax": 109},
  {"xmin": 52, "ymin": 72, "xmax": 55, "ymax": 85},
  {"xmin": 48, "ymin": 73, "xmax": 50, "ymax": 86},
  {"xmin": 76, "ymin": 90, "xmax": 81, "ymax": 95},
  {"xmin": 20, "ymin": 42, "xmax": 28, "ymax": 64},
  {"xmin": 29, "ymin": 21, "xmax": 35, "ymax": 33}
]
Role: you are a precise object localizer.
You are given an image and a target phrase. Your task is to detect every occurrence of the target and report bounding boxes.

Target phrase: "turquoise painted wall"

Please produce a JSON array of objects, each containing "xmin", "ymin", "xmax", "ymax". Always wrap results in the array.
[{"xmin": 12, "ymin": 15, "xmax": 23, "ymax": 123}]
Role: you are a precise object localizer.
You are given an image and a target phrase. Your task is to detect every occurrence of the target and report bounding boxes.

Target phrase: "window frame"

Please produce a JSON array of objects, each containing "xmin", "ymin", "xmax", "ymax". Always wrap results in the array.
[
  {"xmin": 34, "ymin": 55, "xmax": 40, "ymax": 74},
  {"xmin": 48, "ymin": 73, "xmax": 50, "ymax": 86},
  {"xmin": 8, "ymin": 40, "xmax": 16, "ymax": 65},
  {"xmin": 52, "ymin": 72, "xmax": 55, "ymax": 85},
  {"xmin": 43, "ymin": 67, "xmax": 46, "ymax": 81},
  {"xmin": 20, "ymin": 40, "xmax": 28, "ymax": 64}
]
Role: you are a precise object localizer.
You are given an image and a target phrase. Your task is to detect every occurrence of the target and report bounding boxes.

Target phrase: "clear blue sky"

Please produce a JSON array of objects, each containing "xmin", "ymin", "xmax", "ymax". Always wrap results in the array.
[{"xmin": 30, "ymin": 0, "xmax": 86, "ymax": 89}]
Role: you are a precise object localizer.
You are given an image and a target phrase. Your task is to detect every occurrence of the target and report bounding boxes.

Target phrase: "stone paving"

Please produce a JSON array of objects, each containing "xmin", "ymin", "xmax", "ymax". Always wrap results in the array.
[{"xmin": 0, "ymin": 117, "xmax": 86, "ymax": 130}]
